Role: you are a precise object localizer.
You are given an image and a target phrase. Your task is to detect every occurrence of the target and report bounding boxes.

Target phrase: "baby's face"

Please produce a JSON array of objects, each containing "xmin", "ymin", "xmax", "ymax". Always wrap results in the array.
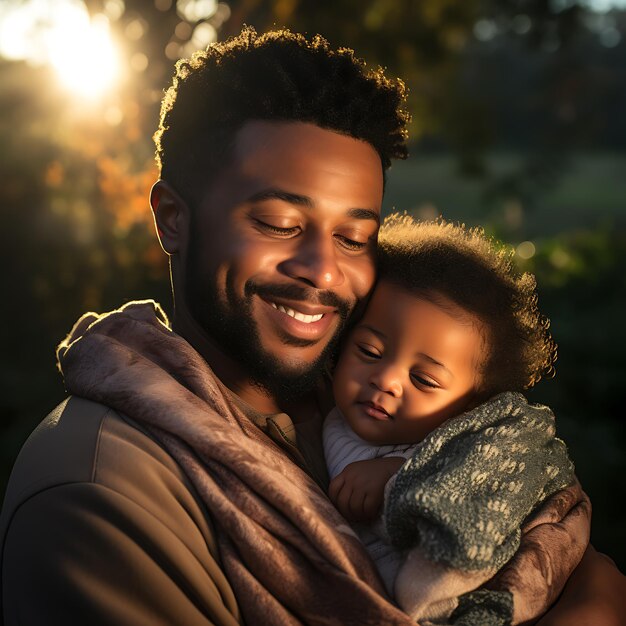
[{"xmin": 333, "ymin": 280, "xmax": 484, "ymax": 445}]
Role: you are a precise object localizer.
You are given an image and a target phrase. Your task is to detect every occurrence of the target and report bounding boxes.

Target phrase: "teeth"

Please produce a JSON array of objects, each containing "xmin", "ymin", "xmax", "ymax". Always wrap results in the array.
[{"xmin": 270, "ymin": 302, "xmax": 324, "ymax": 323}]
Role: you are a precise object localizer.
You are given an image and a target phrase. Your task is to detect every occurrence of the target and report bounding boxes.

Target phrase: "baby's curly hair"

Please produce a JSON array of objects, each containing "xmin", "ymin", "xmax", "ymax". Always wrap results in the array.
[
  {"xmin": 154, "ymin": 26, "xmax": 410, "ymax": 205},
  {"xmin": 377, "ymin": 214, "xmax": 557, "ymax": 394}
]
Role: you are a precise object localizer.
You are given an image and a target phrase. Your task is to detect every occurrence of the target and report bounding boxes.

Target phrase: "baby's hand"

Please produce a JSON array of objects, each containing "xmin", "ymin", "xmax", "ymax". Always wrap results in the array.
[{"xmin": 328, "ymin": 456, "xmax": 405, "ymax": 523}]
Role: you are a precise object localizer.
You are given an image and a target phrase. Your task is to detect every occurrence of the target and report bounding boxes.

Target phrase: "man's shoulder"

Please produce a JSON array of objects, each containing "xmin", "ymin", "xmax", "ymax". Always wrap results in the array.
[
  {"xmin": 0, "ymin": 400, "xmax": 242, "ymax": 626},
  {"xmin": 4, "ymin": 397, "xmax": 169, "ymax": 499},
  {"xmin": 1, "ymin": 396, "xmax": 214, "ymax": 545}
]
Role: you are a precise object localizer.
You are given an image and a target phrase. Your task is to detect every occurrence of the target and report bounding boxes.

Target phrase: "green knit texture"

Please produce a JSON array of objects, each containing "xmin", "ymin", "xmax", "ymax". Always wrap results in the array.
[
  {"xmin": 450, "ymin": 589, "xmax": 513, "ymax": 626},
  {"xmin": 385, "ymin": 392, "xmax": 574, "ymax": 571}
]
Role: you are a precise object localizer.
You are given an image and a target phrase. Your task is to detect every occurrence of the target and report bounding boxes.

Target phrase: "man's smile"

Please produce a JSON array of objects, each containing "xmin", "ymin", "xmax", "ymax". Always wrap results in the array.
[
  {"xmin": 269, "ymin": 303, "xmax": 324, "ymax": 323},
  {"xmin": 260, "ymin": 296, "xmax": 337, "ymax": 340}
]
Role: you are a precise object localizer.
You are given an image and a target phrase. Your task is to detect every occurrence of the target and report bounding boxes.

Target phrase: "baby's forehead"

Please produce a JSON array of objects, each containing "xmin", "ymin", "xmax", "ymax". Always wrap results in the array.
[
  {"xmin": 365, "ymin": 280, "xmax": 476, "ymax": 322},
  {"xmin": 357, "ymin": 280, "xmax": 490, "ymax": 359}
]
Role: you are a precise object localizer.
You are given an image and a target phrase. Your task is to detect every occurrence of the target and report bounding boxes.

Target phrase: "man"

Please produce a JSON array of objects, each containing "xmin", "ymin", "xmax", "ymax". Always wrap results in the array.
[{"xmin": 1, "ymin": 27, "xmax": 624, "ymax": 625}]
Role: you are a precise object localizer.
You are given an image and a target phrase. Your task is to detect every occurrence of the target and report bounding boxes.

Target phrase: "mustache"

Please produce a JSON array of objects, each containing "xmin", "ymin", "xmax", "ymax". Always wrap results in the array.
[{"xmin": 245, "ymin": 281, "xmax": 352, "ymax": 319}]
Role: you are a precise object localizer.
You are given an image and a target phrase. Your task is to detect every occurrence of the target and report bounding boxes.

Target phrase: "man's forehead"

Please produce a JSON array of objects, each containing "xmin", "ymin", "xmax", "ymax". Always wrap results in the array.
[
  {"xmin": 233, "ymin": 120, "xmax": 382, "ymax": 172},
  {"xmin": 193, "ymin": 119, "xmax": 384, "ymax": 223}
]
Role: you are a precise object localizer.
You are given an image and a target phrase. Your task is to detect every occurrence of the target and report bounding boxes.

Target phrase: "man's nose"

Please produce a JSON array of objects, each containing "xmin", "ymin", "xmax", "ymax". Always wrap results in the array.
[
  {"xmin": 369, "ymin": 365, "xmax": 403, "ymax": 398},
  {"xmin": 279, "ymin": 230, "xmax": 345, "ymax": 289}
]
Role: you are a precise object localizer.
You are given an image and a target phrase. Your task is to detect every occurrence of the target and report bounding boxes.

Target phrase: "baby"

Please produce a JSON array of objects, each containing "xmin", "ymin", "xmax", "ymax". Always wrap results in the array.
[{"xmin": 323, "ymin": 215, "xmax": 574, "ymax": 625}]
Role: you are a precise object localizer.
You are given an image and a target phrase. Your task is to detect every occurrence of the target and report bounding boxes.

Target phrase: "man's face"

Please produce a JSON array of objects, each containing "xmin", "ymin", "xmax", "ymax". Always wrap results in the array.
[{"xmin": 183, "ymin": 121, "xmax": 384, "ymax": 400}]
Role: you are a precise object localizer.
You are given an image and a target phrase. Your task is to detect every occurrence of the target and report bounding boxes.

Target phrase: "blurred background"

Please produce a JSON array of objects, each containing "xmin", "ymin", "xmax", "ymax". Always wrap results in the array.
[{"xmin": 1, "ymin": 0, "xmax": 624, "ymax": 568}]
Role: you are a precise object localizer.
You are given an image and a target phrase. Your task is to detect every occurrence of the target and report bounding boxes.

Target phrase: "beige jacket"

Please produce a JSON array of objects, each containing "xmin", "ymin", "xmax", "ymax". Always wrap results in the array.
[
  {"xmin": 1, "ymin": 393, "xmax": 615, "ymax": 626},
  {"xmin": 1, "ymin": 396, "xmax": 244, "ymax": 625}
]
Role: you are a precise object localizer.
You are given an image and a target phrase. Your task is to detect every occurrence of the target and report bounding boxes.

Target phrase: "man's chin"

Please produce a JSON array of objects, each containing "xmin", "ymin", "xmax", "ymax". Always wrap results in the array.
[
  {"xmin": 247, "ymin": 348, "xmax": 329, "ymax": 404},
  {"xmin": 184, "ymin": 278, "xmax": 345, "ymax": 404}
]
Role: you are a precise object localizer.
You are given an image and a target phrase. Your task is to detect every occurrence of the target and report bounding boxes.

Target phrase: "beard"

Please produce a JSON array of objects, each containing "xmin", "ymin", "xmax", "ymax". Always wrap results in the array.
[{"xmin": 184, "ymin": 237, "xmax": 353, "ymax": 404}]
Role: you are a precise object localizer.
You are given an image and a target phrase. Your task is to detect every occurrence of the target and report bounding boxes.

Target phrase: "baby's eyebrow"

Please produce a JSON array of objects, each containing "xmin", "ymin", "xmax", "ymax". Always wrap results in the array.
[
  {"xmin": 415, "ymin": 353, "xmax": 452, "ymax": 377},
  {"xmin": 419, "ymin": 353, "xmax": 444, "ymax": 368},
  {"xmin": 357, "ymin": 324, "xmax": 386, "ymax": 339}
]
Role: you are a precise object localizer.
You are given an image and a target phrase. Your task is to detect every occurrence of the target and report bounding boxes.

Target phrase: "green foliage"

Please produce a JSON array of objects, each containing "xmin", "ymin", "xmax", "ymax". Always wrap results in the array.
[{"xmin": 524, "ymin": 227, "xmax": 626, "ymax": 562}]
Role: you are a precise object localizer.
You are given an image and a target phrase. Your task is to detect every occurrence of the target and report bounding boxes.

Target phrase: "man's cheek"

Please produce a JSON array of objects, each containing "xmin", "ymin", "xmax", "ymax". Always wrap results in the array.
[{"xmin": 347, "ymin": 260, "xmax": 376, "ymax": 301}]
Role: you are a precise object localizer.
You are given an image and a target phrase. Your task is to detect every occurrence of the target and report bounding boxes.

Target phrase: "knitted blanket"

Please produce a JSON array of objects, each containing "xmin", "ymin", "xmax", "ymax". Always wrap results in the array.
[
  {"xmin": 56, "ymin": 301, "xmax": 591, "ymax": 626},
  {"xmin": 386, "ymin": 392, "xmax": 575, "ymax": 625}
]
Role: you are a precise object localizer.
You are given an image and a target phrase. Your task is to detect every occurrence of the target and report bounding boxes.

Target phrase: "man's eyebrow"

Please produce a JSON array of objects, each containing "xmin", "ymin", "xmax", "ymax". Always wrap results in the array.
[
  {"xmin": 248, "ymin": 188, "xmax": 313, "ymax": 209},
  {"xmin": 347, "ymin": 208, "xmax": 380, "ymax": 224},
  {"xmin": 248, "ymin": 188, "xmax": 380, "ymax": 223}
]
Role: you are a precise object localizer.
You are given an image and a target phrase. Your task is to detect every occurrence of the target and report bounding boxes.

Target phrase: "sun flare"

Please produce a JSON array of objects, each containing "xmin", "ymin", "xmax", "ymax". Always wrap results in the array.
[
  {"xmin": 0, "ymin": 0, "xmax": 121, "ymax": 100},
  {"xmin": 50, "ymin": 13, "xmax": 120, "ymax": 99}
]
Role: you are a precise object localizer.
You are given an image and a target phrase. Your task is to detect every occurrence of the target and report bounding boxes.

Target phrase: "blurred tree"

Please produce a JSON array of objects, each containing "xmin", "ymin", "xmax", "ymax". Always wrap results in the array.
[
  {"xmin": 1, "ymin": 0, "xmax": 624, "ymax": 564},
  {"xmin": 215, "ymin": 0, "xmax": 626, "ymax": 205}
]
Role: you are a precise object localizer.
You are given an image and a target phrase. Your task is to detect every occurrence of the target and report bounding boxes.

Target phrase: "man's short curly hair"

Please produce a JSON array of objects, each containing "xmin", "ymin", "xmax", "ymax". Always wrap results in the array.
[
  {"xmin": 154, "ymin": 27, "xmax": 410, "ymax": 205},
  {"xmin": 377, "ymin": 214, "xmax": 557, "ymax": 395}
]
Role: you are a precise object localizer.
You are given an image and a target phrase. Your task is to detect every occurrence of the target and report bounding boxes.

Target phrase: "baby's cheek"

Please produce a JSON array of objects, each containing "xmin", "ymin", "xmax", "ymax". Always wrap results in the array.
[{"xmin": 333, "ymin": 356, "xmax": 361, "ymax": 406}]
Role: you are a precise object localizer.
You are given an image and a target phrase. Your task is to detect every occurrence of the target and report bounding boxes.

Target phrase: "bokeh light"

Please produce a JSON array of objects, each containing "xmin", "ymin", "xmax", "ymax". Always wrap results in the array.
[
  {"xmin": 516, "ymin": 241, "xmax": 537, "ymax": 260},
  {"xmin": 177, "ymin": 0, "xmax": 218, "ymax": 22},
  {"xmin": 0, "ymin": 0, "xmax": 121, "ymax": 99}
]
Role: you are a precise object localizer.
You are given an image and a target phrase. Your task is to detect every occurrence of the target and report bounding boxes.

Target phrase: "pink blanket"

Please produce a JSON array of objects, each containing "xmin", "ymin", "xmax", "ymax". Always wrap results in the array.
[{"xmin": 57, "ymin": 300, "xmax": 590, "ymax": 625}]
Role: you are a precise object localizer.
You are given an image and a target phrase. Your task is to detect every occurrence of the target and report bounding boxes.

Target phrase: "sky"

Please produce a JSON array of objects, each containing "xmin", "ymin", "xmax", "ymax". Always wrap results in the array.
[{"xmin": 584, "ymin": 0, "xmax": 626, "ymax": 9}]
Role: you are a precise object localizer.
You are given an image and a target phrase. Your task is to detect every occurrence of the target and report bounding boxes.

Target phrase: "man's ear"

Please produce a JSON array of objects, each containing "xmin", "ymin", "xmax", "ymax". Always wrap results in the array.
[{"xmin": 150, "ymin": 180, "xmax": 189, "ymax": 255}]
